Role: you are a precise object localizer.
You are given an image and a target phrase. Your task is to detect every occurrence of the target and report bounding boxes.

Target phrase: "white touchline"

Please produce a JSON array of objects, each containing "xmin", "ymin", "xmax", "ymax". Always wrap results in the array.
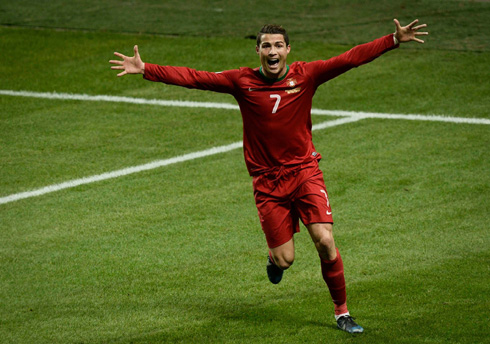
[
  {"xmin": 1, "ymin": 89, "xmax": 489, "ymax": 205},
  {"xmin": 1, "ymin": 89, "xmax": 490, "ymax": 125}
]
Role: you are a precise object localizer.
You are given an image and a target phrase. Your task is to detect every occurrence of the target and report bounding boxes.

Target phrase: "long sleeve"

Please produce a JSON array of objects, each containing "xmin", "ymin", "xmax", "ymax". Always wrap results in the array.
[
  {"xmin": 308, "ymin": 34, "xmax": 398, "ymax": 86},
  {"xmin": 143, "ymin": 63, "xmax": 238, "ymax": 94}
]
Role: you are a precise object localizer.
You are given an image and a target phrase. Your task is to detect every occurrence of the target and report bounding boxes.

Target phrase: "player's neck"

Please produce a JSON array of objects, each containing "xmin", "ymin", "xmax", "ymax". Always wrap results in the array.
[{"xmin": 259, "ymin": 65, "xmax": 290, "ymax": 82}]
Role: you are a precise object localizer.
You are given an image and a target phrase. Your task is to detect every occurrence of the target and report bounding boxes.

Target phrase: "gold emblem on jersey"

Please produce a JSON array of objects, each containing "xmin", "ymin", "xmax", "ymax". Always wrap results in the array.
[
  {"xmin": 285, "ymin": 87, "xmax": 301, "ymax": 94},
  {"xmin": 285, "ymin": 78, "xmax": 300, "ymax": 93}
]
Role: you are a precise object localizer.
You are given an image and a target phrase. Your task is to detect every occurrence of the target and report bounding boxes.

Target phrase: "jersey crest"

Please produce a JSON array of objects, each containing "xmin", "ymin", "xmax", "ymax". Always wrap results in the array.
[{"xmin": 286, "ymin": 78, "xmax": 297, "ymax": 87}]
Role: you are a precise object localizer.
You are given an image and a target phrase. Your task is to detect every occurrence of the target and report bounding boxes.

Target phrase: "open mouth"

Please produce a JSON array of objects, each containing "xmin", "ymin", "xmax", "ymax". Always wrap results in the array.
[{"xmin": 267, "ymin": 59, "xmax": 280, "ymax": 68}]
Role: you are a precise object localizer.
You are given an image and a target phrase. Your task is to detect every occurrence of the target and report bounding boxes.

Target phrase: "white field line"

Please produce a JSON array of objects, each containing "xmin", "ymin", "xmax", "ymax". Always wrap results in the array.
[
  {"xmin": 311, "ymin": 109, "xmax": 490, "ymax": 125},
  {"xmin": 0, "ymin": 142, "xmax": 243, "ymax": 205},
  {"xmin": 2, "ymin": 89, "xmax": 490, "ymax": 125},
  {"xmin": 1, "ymin": 89, "xmax": 489, "ymax": 205},
  {"xmin": 0, "ymin": 90, "xmax": 240, "ymax": 110},
  {"xmin": 0, "ymin": 116, "xmax": 364, "ymax": 205}
]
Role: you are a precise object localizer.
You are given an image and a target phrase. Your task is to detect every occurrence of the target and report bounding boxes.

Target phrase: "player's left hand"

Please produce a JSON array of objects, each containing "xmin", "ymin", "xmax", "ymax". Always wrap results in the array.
[{"xmin": 394, "ymin": 19, "xmax": 428, "ymax": 44}]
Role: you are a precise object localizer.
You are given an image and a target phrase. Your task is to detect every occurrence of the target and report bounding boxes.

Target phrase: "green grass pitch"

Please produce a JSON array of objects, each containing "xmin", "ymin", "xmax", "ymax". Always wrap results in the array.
[{"xmin": 0, "ymin": 1, "xmax": 489, "ymax": 343}]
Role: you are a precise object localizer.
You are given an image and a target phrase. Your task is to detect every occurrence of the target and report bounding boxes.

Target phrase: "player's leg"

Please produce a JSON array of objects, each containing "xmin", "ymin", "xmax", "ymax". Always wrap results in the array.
[
  {"xmin": 307, "ymin": 222, "xmax": 336, "ymax": 260},
  {"xmin": 269, "ymin": 237, "xmax": 295, "ymax": 270},
  {"xmin": 295, "ymin": 176, "xmax": 350, "ymax": 317},
  {"xmin": 307, "ymin": 223, "xmax": 363, "ymax": 334},
  {"xmin": 267, "ymin": 237, "xmax": 295, "ymax": 284},
  {"xmin": 307, "ymin": 223, "xmax": 346, "ymax": 313},
  {"xmin": 262, "ymin": 206, "xmax": 298, "ymax": 284},
  {"xmin": 294, "ymin": 165, "xmax": 363, "ymax": 333},
  {"xmin": 294, "ymin": 166, "xmax": 348, "ymax": 314},
  {"xmin": 253, "ymin": 189, "xmax": 299, "ymax": 284}
]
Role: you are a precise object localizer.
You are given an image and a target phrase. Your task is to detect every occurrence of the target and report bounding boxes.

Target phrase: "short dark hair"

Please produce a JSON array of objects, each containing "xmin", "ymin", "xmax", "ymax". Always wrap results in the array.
[{"xmin": 256, "ymin": 24, "xmax": 289, "ymax": 47}]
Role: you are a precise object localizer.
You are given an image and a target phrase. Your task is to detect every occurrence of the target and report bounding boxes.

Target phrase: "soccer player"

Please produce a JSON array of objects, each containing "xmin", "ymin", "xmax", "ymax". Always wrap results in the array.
[{"xmin": 110, "ymin": 18, "xmax": 428, "ymax": 334}]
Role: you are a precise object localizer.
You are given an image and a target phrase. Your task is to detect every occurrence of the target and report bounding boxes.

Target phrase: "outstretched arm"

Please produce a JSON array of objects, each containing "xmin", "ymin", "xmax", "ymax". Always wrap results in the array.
[
  {"xmin": 110, "ymin": 45, "xmax": 145, "ymax": 77},
  {"xmin": 110, "ymin": 44, "xmax": 237, "ymax": 93},
  {"xmin": 394, "ymin": 19, "xmax": 428, "ymax": 44}
]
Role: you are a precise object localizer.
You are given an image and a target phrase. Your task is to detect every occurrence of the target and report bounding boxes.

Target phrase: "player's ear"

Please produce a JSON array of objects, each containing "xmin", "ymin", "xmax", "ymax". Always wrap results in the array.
[
  {"xmin": 256, "ymin": 45, "xmax": 260, "ymax": 54},
  {"xmin": 287, "ymin": 45, "xmax": 291, "ymax": 54}
]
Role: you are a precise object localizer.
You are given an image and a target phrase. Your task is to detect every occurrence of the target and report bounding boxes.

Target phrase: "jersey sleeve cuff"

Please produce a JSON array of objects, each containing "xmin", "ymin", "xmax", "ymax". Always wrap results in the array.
[{"xmin": 393, "ymin": 33, "xmax": 399, "ymax": 46}]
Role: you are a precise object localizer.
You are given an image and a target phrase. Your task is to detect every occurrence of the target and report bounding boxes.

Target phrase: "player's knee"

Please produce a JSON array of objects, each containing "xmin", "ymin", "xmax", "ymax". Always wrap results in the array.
[
  {"xmin": 277, "ymin": 258, "xmax": 294, "ymax": 270},
  {"xmin": 274, "ymin": 254, "xmax": 294, "ymax": 270},
  {"xmin": 315, "ymin": 231, "xmax": 335, "ymax": 253}
]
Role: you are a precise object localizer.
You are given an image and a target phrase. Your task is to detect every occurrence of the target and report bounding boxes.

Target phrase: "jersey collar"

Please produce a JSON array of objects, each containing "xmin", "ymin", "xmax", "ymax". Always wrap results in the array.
[{"xmin": 259, "ymin": 65, "xmax": 290, "ymax": 83}]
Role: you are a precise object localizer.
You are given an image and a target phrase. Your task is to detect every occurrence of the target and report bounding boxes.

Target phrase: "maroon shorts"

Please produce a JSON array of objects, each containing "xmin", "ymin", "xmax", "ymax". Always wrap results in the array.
[{"xmin": 253, "ymin": 160, "xmax": 333, "ymax": 249}]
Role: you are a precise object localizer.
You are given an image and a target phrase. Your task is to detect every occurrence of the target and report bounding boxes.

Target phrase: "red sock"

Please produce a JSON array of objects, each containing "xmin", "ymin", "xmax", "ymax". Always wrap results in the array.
[
  {"xmin": 320, "ymin": 247, "xmax": 348, "ymax": 316},
  {"xmin": 268, "ymin": 251, "xmax": 276, "ymax": 265}
]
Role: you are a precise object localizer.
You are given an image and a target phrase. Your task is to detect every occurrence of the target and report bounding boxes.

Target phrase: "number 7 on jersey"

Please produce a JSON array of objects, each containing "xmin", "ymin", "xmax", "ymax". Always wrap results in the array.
[{"xmin": 270, "ymin": 94, "xmax": 281, "ymax": 114}]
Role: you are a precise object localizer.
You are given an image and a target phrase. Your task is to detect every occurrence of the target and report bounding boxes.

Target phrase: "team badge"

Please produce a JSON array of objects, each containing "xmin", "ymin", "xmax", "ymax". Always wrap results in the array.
[{"xmin": 287, "ymin": 78, "xmax": 297, "ymax": 87}]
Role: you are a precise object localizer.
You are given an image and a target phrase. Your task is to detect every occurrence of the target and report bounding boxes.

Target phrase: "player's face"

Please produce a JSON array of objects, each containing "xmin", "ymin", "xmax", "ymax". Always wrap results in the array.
[{"xmin": 256, "ymin": 34, "xmax": 291, "ymax": 79}]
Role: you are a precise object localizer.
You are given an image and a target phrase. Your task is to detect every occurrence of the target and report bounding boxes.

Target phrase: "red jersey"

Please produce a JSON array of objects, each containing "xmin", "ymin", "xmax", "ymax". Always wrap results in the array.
[{"xmin": 144, "ymin": 34, "xmax": 397, "ymax": 176}]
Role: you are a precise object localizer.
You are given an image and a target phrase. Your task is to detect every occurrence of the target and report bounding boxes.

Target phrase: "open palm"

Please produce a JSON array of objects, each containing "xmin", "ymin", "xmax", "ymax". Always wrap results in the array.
[
  {"xmin": 394, "ymin": 19, "xmax": 428, "ymax": 44},
  {"xmin": 110, "ymin": 45, "xmax": 145, "ymax": 77}
]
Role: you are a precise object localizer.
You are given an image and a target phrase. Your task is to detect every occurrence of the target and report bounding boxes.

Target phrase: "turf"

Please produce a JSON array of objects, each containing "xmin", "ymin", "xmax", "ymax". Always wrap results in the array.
[
  {"xmin": 1, "ymin": 0, "xmax": 489, "ymax": 51},
  {"xmin": 1, "ymin": 1, "xmax": 489, "ymax": 343}
]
